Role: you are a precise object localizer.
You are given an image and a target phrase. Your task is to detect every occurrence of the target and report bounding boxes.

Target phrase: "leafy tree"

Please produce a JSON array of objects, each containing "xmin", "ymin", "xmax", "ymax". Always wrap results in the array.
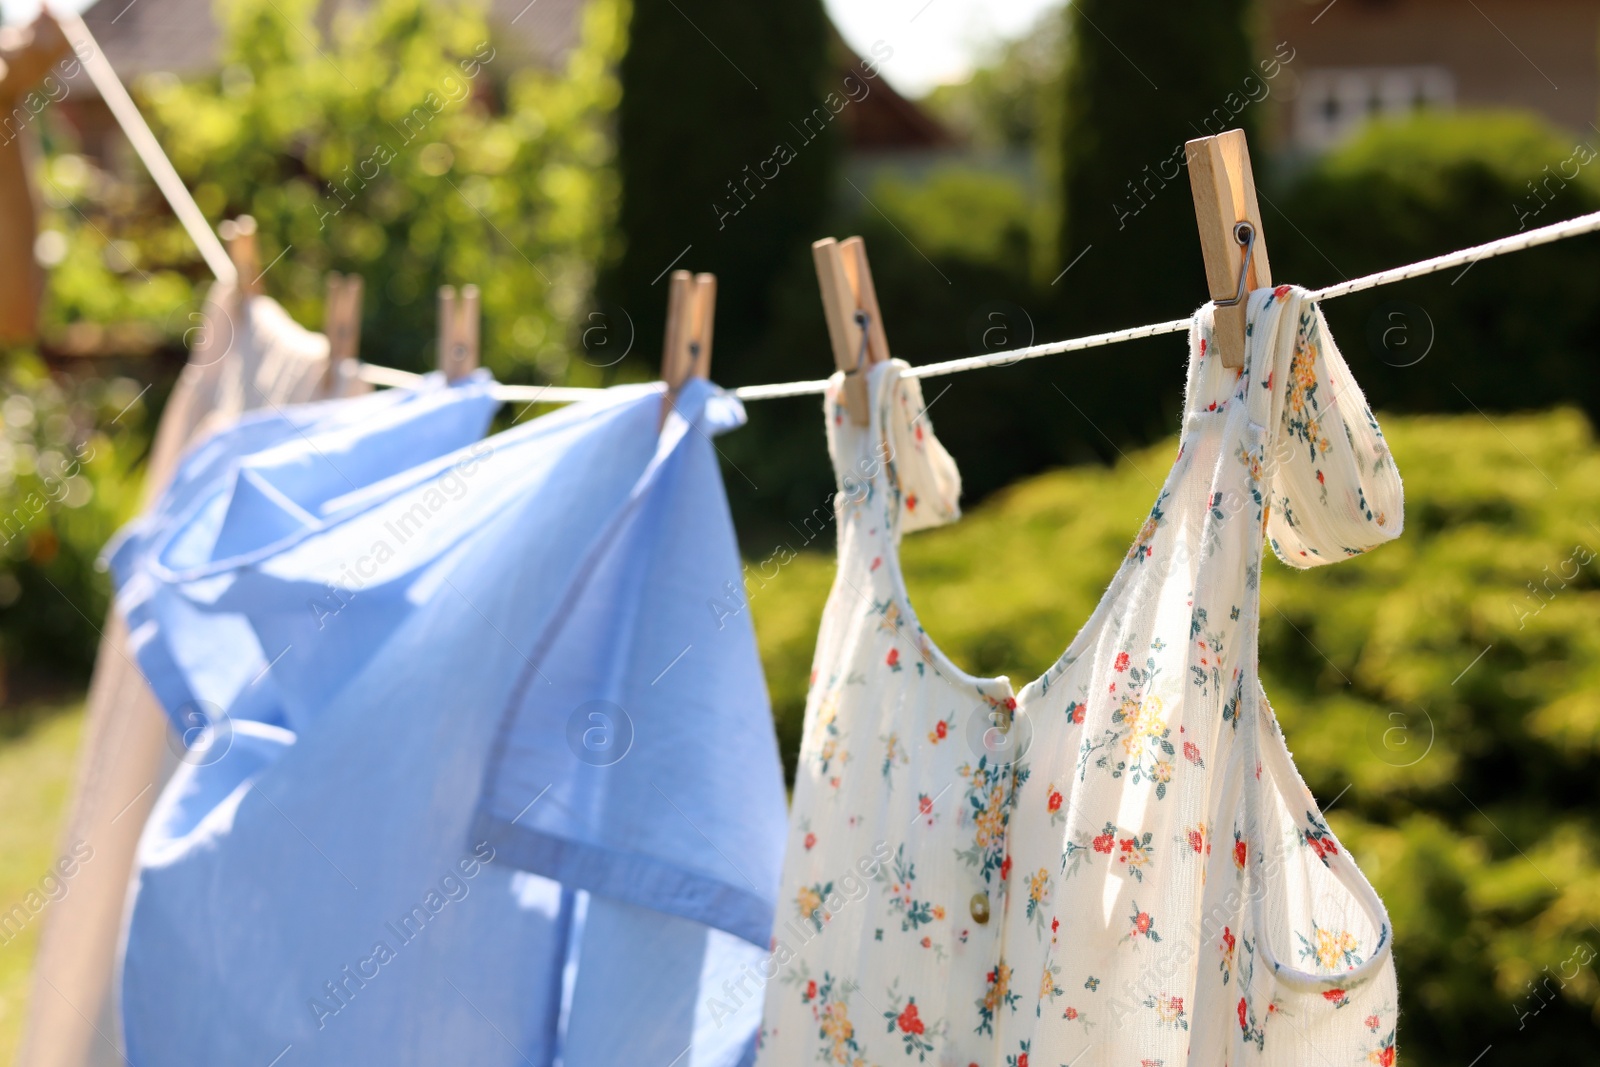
[
  {"xmin": 34, "ymin": 151, "xmax": 195, "ymax": 350},
  {"xmin": 0, "ymin": 355, "xmax": 146, "ymax": 689},
  {"xmin": 138, "ymin": 0, "xmax": 623, "ymax": 381},
  {"xmin": 923, "ymin": 14, "xmax": 1064, "ymax": 158}
]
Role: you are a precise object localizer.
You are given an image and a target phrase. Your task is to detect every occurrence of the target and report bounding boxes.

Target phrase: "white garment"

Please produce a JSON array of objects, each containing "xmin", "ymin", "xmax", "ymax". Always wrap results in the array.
[
  {"xmin": 178, "ymin": 282, "xmax": 332, "ymax": 440},
  {"xmin": 21, "ymin": 281, "xmax": 331, "ymax": 1067},
  {"xmin": 757, "ymin": 286, "xmax": 1402, "ymax": 1066}
]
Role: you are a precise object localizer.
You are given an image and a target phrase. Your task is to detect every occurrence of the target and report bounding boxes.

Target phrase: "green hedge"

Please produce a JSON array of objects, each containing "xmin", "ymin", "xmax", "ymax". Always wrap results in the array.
[{"xmin": 1270, "ymin": 110, "xmax": 1600, "ymax": 423}]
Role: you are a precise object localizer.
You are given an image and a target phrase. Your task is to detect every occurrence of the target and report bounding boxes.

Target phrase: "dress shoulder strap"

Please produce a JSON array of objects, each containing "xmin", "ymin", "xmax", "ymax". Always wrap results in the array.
[
  {"xmin": 823, "ymin": 360, "xmax": 961, "ymax": 539},
  {"xmin": 1246, "ymin": 287, "xmax": 1405, "ymax": 568}
]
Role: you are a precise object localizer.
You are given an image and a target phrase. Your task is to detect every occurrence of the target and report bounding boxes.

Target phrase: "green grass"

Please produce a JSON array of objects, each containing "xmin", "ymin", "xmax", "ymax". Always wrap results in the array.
[{"xmin": 0, "ymin": 703, "xmax": 85, "ymax": 1066}]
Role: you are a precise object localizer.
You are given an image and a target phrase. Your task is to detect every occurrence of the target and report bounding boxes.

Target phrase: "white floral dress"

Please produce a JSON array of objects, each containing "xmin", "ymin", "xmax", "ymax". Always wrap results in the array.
[{"xmin": 757, "ymin": 285, "xmax": 1402, "ymax": 1067}]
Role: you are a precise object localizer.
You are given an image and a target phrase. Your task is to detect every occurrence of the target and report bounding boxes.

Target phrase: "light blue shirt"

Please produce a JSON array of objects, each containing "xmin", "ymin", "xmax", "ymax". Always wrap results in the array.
[
  {"xmin": 119, "ymin": 379, "xmax": 784, "ymax": 1067},
  {"xmin": 108, "ymin": 370, "xmax": 501, "ymax": 735}
]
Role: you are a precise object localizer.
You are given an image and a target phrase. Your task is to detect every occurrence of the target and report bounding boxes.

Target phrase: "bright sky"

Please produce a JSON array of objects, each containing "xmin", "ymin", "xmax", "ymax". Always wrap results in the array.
[
  {"xmin": 3, "ymin": 0, "xmax": 1063, "ymax": 99},
  {"xmin": 823, "ymin": 0, "xmax": 1063, "ymax": 96},
  {"xmin": 1, "ymin": 0, "xmax": 88, "ymax": 25}
]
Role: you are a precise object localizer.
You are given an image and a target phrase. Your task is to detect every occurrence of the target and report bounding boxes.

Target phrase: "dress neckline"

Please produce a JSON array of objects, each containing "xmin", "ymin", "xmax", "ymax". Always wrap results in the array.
[{"xmin": 858, "ymin": 300, "xmax": 1251, "ymax": 707}]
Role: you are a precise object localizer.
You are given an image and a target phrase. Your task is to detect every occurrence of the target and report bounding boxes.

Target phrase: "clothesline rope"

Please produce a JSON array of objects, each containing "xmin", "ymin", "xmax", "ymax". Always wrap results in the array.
[
  {"xmin": 356, "ymin": 361, "xmax": 604, "ymax": 401},
  {"xmin": 57, "ymin": 11, "xmax": 238, "ymax": 287},
  {"xmin": 358, "ymin": 206, "xmax": 1600, "ymax": 404}
]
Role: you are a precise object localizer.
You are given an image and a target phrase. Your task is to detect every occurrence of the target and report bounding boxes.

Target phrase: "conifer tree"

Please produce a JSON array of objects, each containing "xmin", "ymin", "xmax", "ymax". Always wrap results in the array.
[
  {"xmin": 605, "ymin": 0, "xmax": 836, "ymax": 384},
  {"xmin": 1057, "ymin": 0, "xmax": 1264, "ymax": 331}
]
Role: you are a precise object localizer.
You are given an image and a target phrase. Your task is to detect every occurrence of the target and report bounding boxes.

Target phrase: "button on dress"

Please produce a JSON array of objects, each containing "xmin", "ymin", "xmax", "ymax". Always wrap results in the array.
[{"xmin": 757, "ymin": 285, "xmax": 1403, "ymax": 1066}]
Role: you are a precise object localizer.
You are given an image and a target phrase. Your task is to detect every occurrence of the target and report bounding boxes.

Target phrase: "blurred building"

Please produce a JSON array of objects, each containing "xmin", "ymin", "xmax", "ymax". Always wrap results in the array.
[{"xmin": 1271, "ymin": 0, "xmax": 1600, "ymax": 151}]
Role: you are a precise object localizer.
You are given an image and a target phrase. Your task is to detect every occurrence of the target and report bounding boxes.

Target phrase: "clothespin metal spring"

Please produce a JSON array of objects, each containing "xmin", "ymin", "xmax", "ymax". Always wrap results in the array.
[{"xmin": 1213, "ymin": 222, "xmax": 1256, "ymax": 310}]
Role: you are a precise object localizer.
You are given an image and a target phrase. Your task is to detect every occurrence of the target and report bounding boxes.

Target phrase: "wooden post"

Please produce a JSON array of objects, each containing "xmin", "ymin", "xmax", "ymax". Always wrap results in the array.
[{"xmin": 0, "ymin": 11, "xmax": 70, "ymax": 347}]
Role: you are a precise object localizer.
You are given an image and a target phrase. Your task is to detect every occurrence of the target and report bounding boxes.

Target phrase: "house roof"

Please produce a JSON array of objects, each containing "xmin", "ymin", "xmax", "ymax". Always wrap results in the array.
[
  {"xmin": 79, "ymin": 0, "xmax": 221, "ymax": 81},
  {"xmin": 828, "ymin": 27, "xmax": 953, "ymax": 153},
  {"xmin": 77, "ymin": 0, "xmax": 590, "ymax": 82}
]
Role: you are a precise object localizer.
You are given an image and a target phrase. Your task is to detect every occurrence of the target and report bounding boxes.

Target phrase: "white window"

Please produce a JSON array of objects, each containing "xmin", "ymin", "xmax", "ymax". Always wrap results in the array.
[{"xmin": 1294, "ymin": 66, "xmax": 1455, "ymax": 151}]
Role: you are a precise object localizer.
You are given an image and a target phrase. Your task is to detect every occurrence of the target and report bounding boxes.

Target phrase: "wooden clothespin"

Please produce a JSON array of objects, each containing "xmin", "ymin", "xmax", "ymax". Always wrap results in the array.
[
  {"xmin": 812, "ymin": 235, "xmax": 890, "ymax": 425},
  {"xmin": 437, "ymin": 283, "xmax": 480, "ymax": 382},
  {"xmin": 323, "ymin": 272, "xmax": 369, "ymax": 396},
  {"xmin": 219, "ymin": 215, "xmax": 261, "ymax": 299},
  {"xmin": 659, "ymin": 269, "xmax": 715, "ymax": 426},
  {"xmin": 1186, "ymin": 129, "xmax": 1272, "ymax": 370},
  {"xmin": 661, "ymin": 269, "xmax": 716, "ymax": 389}
]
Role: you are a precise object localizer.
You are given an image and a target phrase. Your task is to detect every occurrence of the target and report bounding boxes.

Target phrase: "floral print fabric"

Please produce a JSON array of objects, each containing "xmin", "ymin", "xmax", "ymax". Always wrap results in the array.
[{"xmin": 757, "ymin": 285, "xmax": 1402, "ymax": 1066}]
